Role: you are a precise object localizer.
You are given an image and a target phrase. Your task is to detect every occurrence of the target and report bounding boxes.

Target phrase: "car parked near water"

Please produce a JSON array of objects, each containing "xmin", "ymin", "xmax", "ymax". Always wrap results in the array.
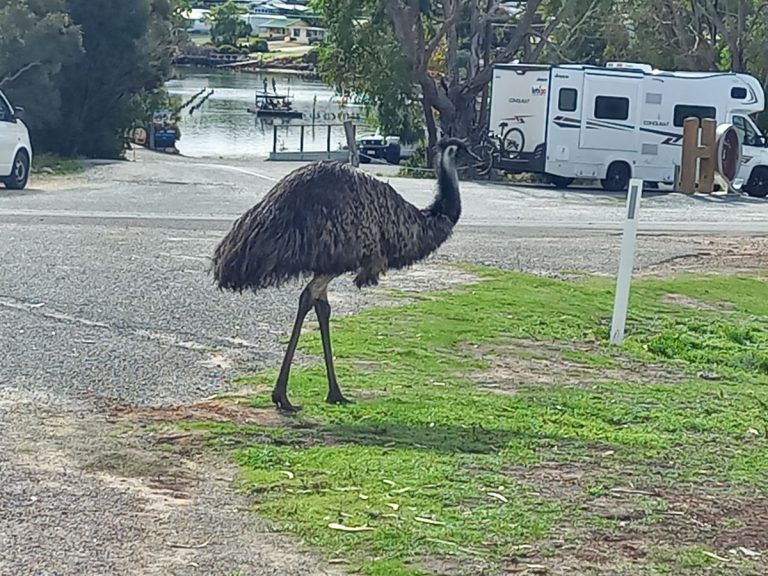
[{"xmin": 0, "ymin": 89, "xmax": 32, "ymax": 190}]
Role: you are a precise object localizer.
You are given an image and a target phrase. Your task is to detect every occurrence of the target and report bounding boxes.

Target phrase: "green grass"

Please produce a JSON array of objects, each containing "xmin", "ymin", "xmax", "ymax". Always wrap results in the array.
[
  {"xmin": 32, "ymin": 153, "xmax": 84, "ymax": 176},
  {"xmin": 192, "ymin": 269, "xmax": 768, "ymax": 575}
]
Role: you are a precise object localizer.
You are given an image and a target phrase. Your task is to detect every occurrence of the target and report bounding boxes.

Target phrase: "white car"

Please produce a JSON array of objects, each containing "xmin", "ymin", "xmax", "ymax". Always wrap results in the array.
[{"xmin": 0, "ymin": 89, "xmax": 32, "ymax": 190}]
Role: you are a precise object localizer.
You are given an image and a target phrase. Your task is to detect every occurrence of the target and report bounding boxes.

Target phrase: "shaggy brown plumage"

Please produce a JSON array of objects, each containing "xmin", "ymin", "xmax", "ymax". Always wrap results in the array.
[{"xmin": 212, "ymin": 137, "xmax": 469, "ymax": 411}]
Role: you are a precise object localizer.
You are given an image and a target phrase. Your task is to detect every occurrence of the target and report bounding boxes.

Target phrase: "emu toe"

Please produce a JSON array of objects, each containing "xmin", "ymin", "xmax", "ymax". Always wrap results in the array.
[
  {"xmin": 326, "ymin": 392, "xmax": 352, "ymax": 405},
  {"xmin": 272, "ymin": 391, "xmax": 301, "ymax": 413}
]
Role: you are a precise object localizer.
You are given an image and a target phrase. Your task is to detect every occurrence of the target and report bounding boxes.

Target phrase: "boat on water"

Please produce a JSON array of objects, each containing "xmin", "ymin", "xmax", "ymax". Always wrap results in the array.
[{"xmin": 247, "ymin": 91, "xmax": 303, "ymax": 119}]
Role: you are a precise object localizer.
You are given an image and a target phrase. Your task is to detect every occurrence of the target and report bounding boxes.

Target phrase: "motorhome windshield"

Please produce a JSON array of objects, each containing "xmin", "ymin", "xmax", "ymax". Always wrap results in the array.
[{"xmin": 733, "ymin": 114, "xmax": 766, "ymax": 147}]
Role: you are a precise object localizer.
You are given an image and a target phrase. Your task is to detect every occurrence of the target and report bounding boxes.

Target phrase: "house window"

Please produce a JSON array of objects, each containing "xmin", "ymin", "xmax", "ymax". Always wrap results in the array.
[
  {"xmin": 558, "ymin": 88, "xmax": 578, "ymax": 112},
  {"xmin": 673, "ymin": 104, "xmax": 717, "ymax": 127},
  {"xmin": 594, "ymin": 96, "xmax": 629, "ymax": 121},
  {"xmin": 731, "ymin": 86, "xmax": 748, "ymax": 99},
  {"xmin": 293, "ymin": 28, "xmax": 301, "ymax": 37}
]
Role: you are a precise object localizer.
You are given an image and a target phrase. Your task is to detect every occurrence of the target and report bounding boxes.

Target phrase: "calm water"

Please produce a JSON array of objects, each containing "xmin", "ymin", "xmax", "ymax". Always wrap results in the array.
[{"xmin": 166, "ymin": 69, "xmax": 370, "ymax": 158}]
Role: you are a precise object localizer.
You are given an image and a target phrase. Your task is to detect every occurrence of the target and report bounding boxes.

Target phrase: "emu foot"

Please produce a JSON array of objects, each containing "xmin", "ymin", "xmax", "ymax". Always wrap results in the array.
[
  {"xmin": 272, "ymin": 390, "xmax": 301, "ymax": 413},
  {"xmin": 326, "ymin": 391, "xmax": 353, "ymax": 405}
]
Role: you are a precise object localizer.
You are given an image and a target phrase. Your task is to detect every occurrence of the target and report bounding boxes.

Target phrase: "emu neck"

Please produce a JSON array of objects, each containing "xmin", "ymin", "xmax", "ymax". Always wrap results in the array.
[{"xmin": 427, "ymin": 152, "xmax": 461, "ymax": 224}]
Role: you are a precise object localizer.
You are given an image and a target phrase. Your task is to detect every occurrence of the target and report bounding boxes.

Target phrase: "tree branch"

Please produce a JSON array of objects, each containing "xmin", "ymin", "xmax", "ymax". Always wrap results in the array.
[
  {"xmin": 0, "ymin": 61, "xmax": 43, "ymax": 88},
  {"xmin": 464, "ymin": 0, "xmax": 545, "ymax": 94},
  {"xmin": 381, "ymin": 0, "xmax": 423, "ymax": 69},
  {"xmin": 425, "ymin": 0, "xmax": 460, "ymax": 63},
  {"xmin": 525, "ymin": 1, "xmax": 571, "ymax": 62}
]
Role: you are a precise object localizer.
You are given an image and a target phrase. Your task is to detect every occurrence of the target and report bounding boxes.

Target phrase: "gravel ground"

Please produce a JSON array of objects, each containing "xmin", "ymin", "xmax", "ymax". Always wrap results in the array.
[{"xmin": 0, "ymin": 150, "xmax": 766, "ymax": 575}]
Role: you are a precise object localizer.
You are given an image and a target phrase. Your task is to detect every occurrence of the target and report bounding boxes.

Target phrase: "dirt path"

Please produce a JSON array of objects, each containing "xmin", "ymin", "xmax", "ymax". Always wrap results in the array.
[{"xmin": 0, "ymin": 388, "xmax": 342, "ymax": 576}]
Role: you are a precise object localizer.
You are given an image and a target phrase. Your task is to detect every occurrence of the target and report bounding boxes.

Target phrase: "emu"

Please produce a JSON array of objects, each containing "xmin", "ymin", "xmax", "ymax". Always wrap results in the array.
[{"xmin": 212, "ymin": 137, "xmax": 470, "ymax": 411}]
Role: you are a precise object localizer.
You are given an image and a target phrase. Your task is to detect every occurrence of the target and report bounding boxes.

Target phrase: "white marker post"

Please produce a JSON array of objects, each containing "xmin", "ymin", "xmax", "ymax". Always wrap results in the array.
[{"xmin": 610, "ymin": 178, "xmax": 644, "ymax": 346}]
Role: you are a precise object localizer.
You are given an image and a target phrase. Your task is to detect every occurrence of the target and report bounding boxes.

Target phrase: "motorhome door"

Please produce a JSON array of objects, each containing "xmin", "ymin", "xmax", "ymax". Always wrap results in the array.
[{"xmin": 579, "ymin": 73, "xmax": 641, "ymax": 152}]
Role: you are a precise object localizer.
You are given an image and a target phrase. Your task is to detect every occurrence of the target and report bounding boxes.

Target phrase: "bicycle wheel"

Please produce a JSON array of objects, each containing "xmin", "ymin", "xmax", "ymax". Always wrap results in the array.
[
  {"xmin": 502, "ymin": 128, "xmax": 525, "ymax": 159},
  {"xmin": 472, "ymin": 142, "xmax": 494, "ymax": 177}
]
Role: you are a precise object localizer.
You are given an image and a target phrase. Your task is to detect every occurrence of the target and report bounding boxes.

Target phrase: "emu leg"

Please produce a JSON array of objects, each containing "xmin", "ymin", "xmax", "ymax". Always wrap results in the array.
[
  {"xmin": 271, "ymin": 284, "xmax": 315, "ymax": 412},
  {"xmin": 314, "ymin": 291, "xmax": 350, "ymax": 405}
]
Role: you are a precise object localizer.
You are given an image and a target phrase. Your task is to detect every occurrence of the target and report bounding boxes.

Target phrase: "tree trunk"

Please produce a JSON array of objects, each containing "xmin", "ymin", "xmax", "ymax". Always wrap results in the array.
[
  {"xmin": 438, "ymin": 90, "xmax": 476, "ymax": 142},
  {"xmin": 421, "ymin": 95, "xmax": 438, "ymax": 168}
]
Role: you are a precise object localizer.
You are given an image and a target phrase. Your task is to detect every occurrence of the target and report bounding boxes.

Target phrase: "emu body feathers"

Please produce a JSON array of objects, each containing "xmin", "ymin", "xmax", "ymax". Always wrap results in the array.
[{"xmin": 213, "ymin": 160, "xmax": 457, "ymax": 291}]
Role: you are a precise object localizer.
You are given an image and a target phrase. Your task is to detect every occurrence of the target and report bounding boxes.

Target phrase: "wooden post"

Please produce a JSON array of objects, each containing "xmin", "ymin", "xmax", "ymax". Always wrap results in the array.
[
  {"xmin": 678, "ymin": 117, "xmax": 717, "ymax": 194},
  {"xmin": 272, "ymin": 124, "xmax": 278, "ymax": 154},
  {"xmin": 326, "ymin": 124, "xmax": 332, "ymax": 158},
  {"xmin": 699, "ymin": 118, "xmax": 716, "ymax": 193},
  {"xmin": 678, "ymin": 117, "xmax": 700, "ymax": 193},
  {"xmin": 343, "ymin": 120, "xmax": 358, "ymax": 167},
  {"xmin": 299, "ymin": 124, "xmax": 305, "ymax": 157}
]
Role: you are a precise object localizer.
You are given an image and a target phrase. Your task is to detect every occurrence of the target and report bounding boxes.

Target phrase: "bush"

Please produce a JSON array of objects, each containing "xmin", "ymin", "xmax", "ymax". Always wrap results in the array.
[{"xmin": 247, "ymin": 39, "xmax": 269, "ymax": 53}]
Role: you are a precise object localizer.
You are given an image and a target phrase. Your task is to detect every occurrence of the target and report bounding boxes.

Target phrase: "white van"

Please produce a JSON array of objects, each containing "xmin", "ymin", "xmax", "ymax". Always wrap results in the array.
[
  {"xmin": 488, "ymin": 62, "xmax": 768, "ymax": 197},
  {"xmin": 0, "ymin": 89, "xmax": 32, "ymax": 190}
]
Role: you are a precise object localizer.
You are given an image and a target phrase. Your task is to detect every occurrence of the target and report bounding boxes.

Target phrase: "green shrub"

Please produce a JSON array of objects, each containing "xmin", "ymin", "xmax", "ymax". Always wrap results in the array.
[{"xmin": 247, "ymin": 38, "xmax": 269, "ymax": 53}]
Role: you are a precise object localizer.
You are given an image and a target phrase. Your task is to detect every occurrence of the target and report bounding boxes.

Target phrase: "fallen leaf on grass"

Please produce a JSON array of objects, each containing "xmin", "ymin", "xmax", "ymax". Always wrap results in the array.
[
  {"xmin": 385, "ymin": 503, "xmax": 400, "ymax": 511},
  {"xmin": 487, "ymin": 492, "xmax": 508, "ymax": 503},
  {"xmin": 279, "ymin": 470, "xmax": 294, "ymax": 479},
  {"xmin": 382, "ymin": 479, "xmax": 397, "ymax": 487},
  {"xmin": 393, "ymin": 487, "xmax": 412, "ymax": 494},
  {"xmin": 414, "ymin": 517, "xmax": 446, "ymax": 526},
  {"xmin": 358, "ymin": 494, "xmax": 369, "ymax": 500},
  {"xmin": 328, "ymin": 523, "xmax": 375, "ymax": 532}
]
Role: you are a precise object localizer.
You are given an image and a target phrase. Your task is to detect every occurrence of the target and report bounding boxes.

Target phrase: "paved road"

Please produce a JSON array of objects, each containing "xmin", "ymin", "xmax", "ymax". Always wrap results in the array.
[
  {"xmin": 2, "ymin": 152, "xmax": 768, "ymax": 232},
  {"xmin": 0, "ymin": 150, "xmax": 766, "ymax": 575}
]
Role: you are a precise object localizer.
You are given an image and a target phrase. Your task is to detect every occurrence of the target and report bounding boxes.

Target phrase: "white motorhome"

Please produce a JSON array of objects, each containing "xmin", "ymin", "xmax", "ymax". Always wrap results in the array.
[{"xmin": 488, "ymin": 62, "xmax": 768, "ymax": 197}]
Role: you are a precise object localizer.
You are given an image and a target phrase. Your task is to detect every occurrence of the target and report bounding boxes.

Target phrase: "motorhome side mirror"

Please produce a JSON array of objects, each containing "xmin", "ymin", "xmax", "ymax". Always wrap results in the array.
[{"xmin": 13, "ymin": 106, "xmax": 24, "ymax": 120}]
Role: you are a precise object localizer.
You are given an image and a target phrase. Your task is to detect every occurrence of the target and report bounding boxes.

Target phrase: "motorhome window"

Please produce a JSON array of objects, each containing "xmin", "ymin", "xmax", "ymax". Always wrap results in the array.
[
  {"xmin": 673, "ymin": 105, "xmax": 716, "ymax": 127},
  {"xmin": 0, "ymin": 97, "xmax": 9, "ymax": 122},
  {"xmin": 594, "ymin": 96, "xmax": 629, "ymax": 120},
  {"xmin": 646, "ymin": 93, "xmax": 662, "ymax": 105},
  {"xmin": 558, "ymin": 88, "xmax": 578, "ymax": 112},
  {"xmin": 731, "ymin": 87, "xmax": 748, "ymax": 99}
]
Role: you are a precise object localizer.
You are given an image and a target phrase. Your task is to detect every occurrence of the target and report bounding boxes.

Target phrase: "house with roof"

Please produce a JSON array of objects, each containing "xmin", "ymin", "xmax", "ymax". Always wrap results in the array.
[{"xmin": 254, "ymin": 16, "xmax": 325, "ymax": 44}]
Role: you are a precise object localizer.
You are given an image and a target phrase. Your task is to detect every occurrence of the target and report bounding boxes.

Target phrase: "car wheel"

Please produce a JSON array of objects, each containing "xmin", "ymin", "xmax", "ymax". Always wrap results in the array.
[
  {"xmin": 601, "ymin": 161, "xmax": 631, "ymax": 192},
  {"xmin": 744, "ymin": 166, "xmax": 768, "ymax": 198},
  {"xmin": 4, "ymin": 150, "xmax": 30, "ymax": 190}
]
